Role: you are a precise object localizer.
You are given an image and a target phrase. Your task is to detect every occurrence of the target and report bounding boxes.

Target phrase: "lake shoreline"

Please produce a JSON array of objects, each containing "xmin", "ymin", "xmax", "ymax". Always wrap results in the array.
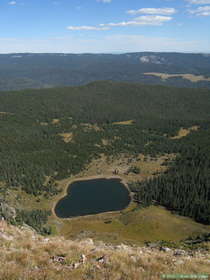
[{"xmin": 52, "ymin": 175, "xmax": 132, "ymax": 220}]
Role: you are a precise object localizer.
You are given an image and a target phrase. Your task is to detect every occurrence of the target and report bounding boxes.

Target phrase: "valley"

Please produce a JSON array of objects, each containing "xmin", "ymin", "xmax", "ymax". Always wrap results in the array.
[{"xmin": 0, "ymin": 81, "xmax": 209, "ymax": 246}]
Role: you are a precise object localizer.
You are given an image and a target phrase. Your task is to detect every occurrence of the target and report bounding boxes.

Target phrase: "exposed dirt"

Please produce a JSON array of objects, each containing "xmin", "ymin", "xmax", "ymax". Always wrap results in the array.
[{"xmin": 171, "ymin": 126, "xmax": 199, "ymax": 140}]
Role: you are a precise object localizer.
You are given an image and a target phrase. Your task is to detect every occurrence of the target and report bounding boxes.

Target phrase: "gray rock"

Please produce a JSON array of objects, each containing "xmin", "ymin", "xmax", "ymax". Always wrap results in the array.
[
  {"xmin": 160, "ymin": 247, "xmax": 171, "ymax": 252},
  {"xmin": 0, "ymin": 202, "xmax": 16, "ymax": 221},
  {"xmin": 174, "ymin": 249, "xmax": 186, "ymax": 256}
]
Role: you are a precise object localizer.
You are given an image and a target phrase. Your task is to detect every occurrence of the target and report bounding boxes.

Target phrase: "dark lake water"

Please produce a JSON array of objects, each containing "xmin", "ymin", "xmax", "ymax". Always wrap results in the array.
[{"xmin": 55, "ymin": 178, "xmax": 131, "ymax": 218}]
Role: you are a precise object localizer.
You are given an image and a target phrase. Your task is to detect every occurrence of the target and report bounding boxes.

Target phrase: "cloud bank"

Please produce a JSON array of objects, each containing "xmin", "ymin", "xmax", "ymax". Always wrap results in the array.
[{"xmin": 67, "ymin": 7, "xmax": 174, "ymax": 31}]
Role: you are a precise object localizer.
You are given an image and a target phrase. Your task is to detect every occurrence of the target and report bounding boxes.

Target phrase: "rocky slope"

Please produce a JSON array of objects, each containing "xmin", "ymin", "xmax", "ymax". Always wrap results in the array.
[{"xmin": 0, "ymin": 220, "xmax": 209, "ymax": 280}]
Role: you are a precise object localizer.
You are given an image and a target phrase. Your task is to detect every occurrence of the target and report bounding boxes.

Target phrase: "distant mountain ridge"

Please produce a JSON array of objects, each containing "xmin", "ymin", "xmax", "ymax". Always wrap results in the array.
[{"xmin": 0, "ymin": 52, "xmax": 210, "ymax": 91}]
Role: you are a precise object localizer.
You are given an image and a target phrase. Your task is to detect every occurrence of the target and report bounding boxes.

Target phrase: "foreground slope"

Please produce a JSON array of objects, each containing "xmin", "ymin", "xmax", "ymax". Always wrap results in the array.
[{"xmin": 0, "ymin": 220, "xmax": 209, "ymax": 280}]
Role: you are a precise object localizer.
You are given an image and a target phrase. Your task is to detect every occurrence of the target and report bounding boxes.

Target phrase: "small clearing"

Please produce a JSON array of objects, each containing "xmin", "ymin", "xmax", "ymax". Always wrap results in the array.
[
  {"xmin": 113, "ymin": 120, "xmax": 134, "ymax": 125},
  {"xmin": 171, "ymin": 126, "xmax": 199, "ymax": 140},
  {"xmin": 40, "ymin": 122, "xmax": 48, "ymax": 126},
  {"xmin": 144, "ymin": 73, "xmax": 210, "ymax": 83},
  {"xmin": 101, "ymin": 139, "xmax": 111, "ymax": 146},
  {"xmin": 0, "ymin": 112, "xmax": 13, "ymax": 115},
  {"xmin": 79, "ymin": 153, "xmax": 176, "ymax": 182},
  {"xmin": 81, "ymin": 123, "xmax": 101, "ymax": 132},
  {"xmin": 52, "ymin": 119, "xmax": 60, "ymax": 125},
  {"xmin": 59, "ymin": 132, "xmax": 73, "ymax": 143}
]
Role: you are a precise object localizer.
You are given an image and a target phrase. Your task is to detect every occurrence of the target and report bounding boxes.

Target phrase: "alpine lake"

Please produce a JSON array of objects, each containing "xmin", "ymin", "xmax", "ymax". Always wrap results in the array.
[{"xmin": 55, "ymin": 178, "xmax": 131, "ymax": 218}]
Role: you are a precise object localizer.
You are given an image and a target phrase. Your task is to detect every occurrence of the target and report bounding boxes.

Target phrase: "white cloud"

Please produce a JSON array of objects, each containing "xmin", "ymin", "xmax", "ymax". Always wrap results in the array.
[
  {"xmin": 68, "ymin": 15, "xmax": 173, "ymax": 31},
  {"xmin": 127, "ymin": 8, "xmax": 176, "ymax": 15},
  {"xmin": 134, "ymin": 15, "xmax": 172, "ymax": 25},
  {"xmin": 67, "ymin": 25, "xmax": 110, "ymax": 31},
  {"xmin": 189, "ymin": 5, "xmax": 210, "ymax": 15},
  {"xmin": 187, "ymin": 0, "xmax": 210, "ymax": 4},
  {"xmin": 100, "ymin": 15, "xmax": 172, "ymax": 27},
  {"xmin": 8, "ymin": 1, "xmax": 17, "ymax": 5}
]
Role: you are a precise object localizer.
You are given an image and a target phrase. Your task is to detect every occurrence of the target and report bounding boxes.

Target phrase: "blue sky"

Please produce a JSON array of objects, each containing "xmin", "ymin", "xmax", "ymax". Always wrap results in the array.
[{"xmin": 0, "ymin": 0, "xmax": 210, "ymax": 53}]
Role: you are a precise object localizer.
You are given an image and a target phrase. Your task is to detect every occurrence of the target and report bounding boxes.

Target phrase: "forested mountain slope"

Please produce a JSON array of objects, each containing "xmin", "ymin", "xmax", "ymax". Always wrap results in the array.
[
  {"xmin": 0, "ymin": 81, "xmax": 210, "ymax": 122},
  {"xmin": 0, "ymin": 81, "xmax": 209, "ymax": 236}
]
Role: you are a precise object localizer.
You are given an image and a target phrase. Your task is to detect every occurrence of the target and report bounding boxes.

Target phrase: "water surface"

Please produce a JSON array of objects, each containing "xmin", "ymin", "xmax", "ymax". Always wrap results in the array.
[{"xmin": 55, "ymin": 178, "xmax": 130, "ymax": 218}]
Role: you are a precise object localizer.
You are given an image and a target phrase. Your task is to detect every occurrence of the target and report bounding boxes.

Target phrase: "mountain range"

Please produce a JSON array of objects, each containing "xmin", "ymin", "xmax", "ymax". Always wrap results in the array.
[{"xmin": 1, "ymin": 52, "xmax": 210, "ymax": 91}]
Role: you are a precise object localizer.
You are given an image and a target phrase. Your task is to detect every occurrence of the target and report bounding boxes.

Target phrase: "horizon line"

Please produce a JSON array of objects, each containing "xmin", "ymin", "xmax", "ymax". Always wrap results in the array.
[{"xmin": 0, "ymin": 51, "xmax": 209, "ymax": 55}]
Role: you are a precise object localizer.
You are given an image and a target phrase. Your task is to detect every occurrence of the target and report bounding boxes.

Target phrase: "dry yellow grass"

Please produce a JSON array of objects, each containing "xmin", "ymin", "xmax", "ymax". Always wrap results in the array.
[
  {"xmin": 144, "ymin": 72, "xmax": 210, "ymax": 83},
  {"xmin": 0, "ymin": 220, "xmax": 209, "ymax": 280}
]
